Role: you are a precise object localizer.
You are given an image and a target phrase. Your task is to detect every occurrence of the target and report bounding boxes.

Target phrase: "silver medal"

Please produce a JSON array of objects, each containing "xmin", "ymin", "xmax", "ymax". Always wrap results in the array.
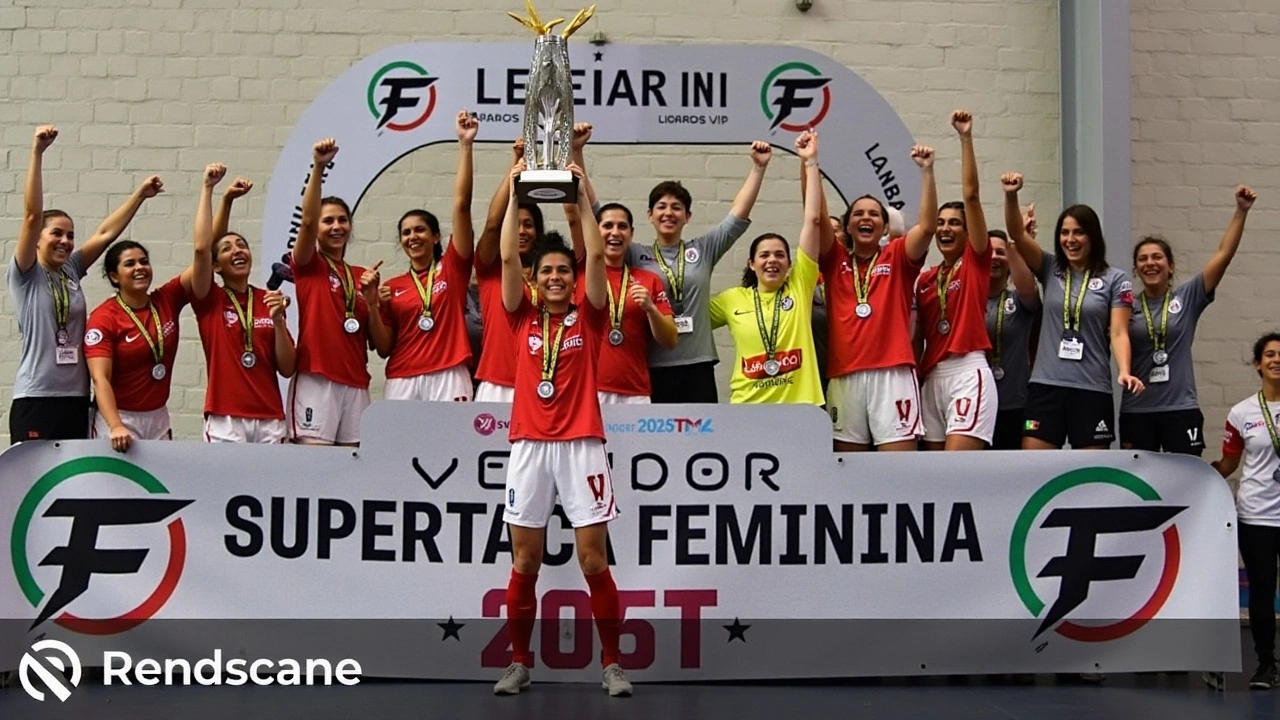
[
  {"xmin": 1153, "ymin": 350, "xmax": 1168, "ymax": 366},
  {"xmin": 241, "ymin": 351, "xmax": 256, "ymax": 369},
  {"xmin": 343, "ymin": 317, "xmax": 360, "ymax": 334},
  {"xmin": 855, "ymin": 302, "xmax": 872, "ymax": 319},
  {"xmin": 763, "ymin": 359, "xmax": 781, "ymax": 377},
  {"xmin": 937, "ymin": 319, "xmax": 951, "ymax": 335},
  {"xmin": 537, "ymin": 380, "xmax": 555, "ymax": 399},
  {"xmin": 151, "ymin": 364, "xmax": 166, "ymax": 381},
  {"xmin": 993, "ymin": 366, "xmax": 1005, "ymax": 381},
  {"xmin": 608, "ymin": 328, "xmax": 624, "ymax": 346},
  {"xmin": 418, "ymin": 315, "xmax": 435, "ymax": 332}
]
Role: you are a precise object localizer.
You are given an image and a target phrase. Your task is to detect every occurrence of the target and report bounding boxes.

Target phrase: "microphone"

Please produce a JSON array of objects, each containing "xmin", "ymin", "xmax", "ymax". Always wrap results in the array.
[{"xmin": 266, "ymin": 253, "xmax": 294, "ymax": 291}]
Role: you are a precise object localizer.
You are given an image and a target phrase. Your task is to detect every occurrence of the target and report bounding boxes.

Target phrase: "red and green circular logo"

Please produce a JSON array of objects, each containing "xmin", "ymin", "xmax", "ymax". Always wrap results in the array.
[
  {"xmin": 760, "ymin": 62, "xmax": 832, "ymax": 132},
  {"xmin": 1010, "ymin": 467, "xmax": 1181, "ymax": 642},
  {"xmin": 367, "ymin": 60, "xmax": 438, "ymax": 132},
  {"xmin": 10, "ymin": 457, "xmax": 188, "ymax": 636}
]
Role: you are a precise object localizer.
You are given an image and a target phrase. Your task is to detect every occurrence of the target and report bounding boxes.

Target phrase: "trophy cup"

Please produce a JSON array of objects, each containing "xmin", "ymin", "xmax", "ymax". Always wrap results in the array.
[{"xmin": 508, "ymin": 1, "xmax": 595, "ymax": 203}]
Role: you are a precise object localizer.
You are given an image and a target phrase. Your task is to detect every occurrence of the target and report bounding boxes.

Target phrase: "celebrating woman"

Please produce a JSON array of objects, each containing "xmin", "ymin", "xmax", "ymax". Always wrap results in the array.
[
  {"xmin": 370, "ymin": 111, "xmax": 479, "ymax": 402},
  {"xmin": 914, "ymin": 111, "xmax": 996, "ymax": 451},
  {"xmin": 189, "ymin": 172, "xmax": 297, "ymax": 443},
  {"xmin": 86, "ymin": 166, "xmax": 212, "ymax": 453},
  {"xmin": 627, "ymin": 142, "xmax": 773, "ymax": 404},
  {"xmin": 1212, "ymin": 332, "xmax": 1280, "ymax": 690},
  {"xmin": 710, "ymin": 131, "xmax": 823, "ymax": 406},
  {"xmin": 1002, "ymin": 172, "xmax": 1143, "ymax": 449},
  {"xmin": 1120, "ymin": 186, "xmax": 1256, "ymax": 454},
  {"xmin": 288, "ymin": 139, "xmax": 374, "ymax": 445},
  {"xmin": 8, "ymin": 126, "xmax": 161, "ymax": 444},
  {"xmin": 985, "ymin": 227, "xmax": 1040, "ymax": 450},
  {"xmin": 492, "ymin": 159, "xmax": 632, "ymax": 697}
]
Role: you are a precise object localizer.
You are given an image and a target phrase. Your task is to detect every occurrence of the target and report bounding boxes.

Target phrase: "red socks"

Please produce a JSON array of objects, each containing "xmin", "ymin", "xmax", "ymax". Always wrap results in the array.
[
  {"xmin": 586, "ymin": 568, "xmax": 621, "ymax": 668},
  {"xmin": 506, "ymin": 569, "xmax": 538, "ymax": 666}
]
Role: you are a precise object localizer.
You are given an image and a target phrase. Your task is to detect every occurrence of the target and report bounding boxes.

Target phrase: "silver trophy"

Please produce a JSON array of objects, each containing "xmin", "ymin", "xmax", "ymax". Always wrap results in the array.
[{"xmin": 509, "ymin": 2, "xmax": 595, "ymax": 203}]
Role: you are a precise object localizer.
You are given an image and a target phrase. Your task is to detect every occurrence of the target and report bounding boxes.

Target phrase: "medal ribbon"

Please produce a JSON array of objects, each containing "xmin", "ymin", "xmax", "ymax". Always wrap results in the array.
[
  {"xmin": 992, "ymin": 289, "xmax": 1007, "ymax": 369},
  {"xmin": 523, "ymin": 273, "xmax": 539, "ymax": 306},
  {"xmin": 753, "ymin": 284, "xmax": 784, "ymax": 362},
  {"xmin": 224, "ymin": 287, "xmax": 255, "ymax": 355},
  {"xmin": 605, "ymin": 264, "xmax": 630, "ymax": 332},
  {"xmin": 1258, "ymin": 391, "xmax": 1280, "ymax": 462},
  {"xmin": 540, "ymin": 308, "xmax": 567, "ymax": 384},
  {"xmin": 322, "ymin": 255, "xmax": 357, "ymax": 320},
  {"xmin": 652, "ymin": 242, "xmax": 686, "ymax": 306},
  {"xmin": 1139, "ymin": 289, "xmax": 1172, "ymax": 354},
  {"xmin": 115, "ymin": 295, "xmax": 164, "ymax": 364},
  {"xmin": 411, "ymin": 261, "xmax": 438, "ymax": 319},
  {"xmin": 935, "ymin": 260, "xmax": 961, "ymax": 326},
  {"xmin": 1062, "ymin": 268, "xmax": 1091, "ymax": 334},
  {"xmin": 45, "ymin": 268, "xmax": 69, "ymax": 332},
  {"xmin": 853, "ymin": 251, "xmax": 880, "ymax": 307}
]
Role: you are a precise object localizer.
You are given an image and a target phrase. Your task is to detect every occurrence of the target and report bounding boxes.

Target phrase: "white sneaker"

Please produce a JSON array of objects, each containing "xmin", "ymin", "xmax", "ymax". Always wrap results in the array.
[
  {"xmin": 601, "ymin": 663, "xmax": 633, "ymax": 697},
  {"xmin": 493, "ymin": 663, "xmax": 531, "ymax": 695}
]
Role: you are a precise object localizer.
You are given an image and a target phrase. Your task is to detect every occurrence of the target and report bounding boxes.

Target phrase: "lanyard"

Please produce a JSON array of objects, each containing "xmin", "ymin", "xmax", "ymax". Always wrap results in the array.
[
  {"xmin": 935, "ymin": 260, "xmax": 961, "ymax": 322},
  {"xmin": 45, "ymin": 268, "xmax": 69, "ymax": 330},
  {"xmin": 1062, "ymin": 268, "xmax": 1091, "ymax": 334},
  {"xmin": 410, "ymin": 262, "xmax": 438, "ymax": 318},
  {"xmin": 1258, "ymin": 392, "xmax": 1280, "ymax": 461},
  {"xmin": 523, "ymin": 273, "xmax": 539, "ymax": 306},
  {"xmin": 651, "ymin": 242, "xmax": 686, "ymax": 306},
  {"xmin": 605, "ymin": 264, "xmax": 631, "ymax": 330},
  {"xmin": 540, "ymin": 308, "xmax": 567, "ymax": 383},
  {"xmin": 224, "ymin": 287, "xmax": 255, "ymax": 354},
  {"xmin": 993, "ymin": 289, "xmax": 1007, "ymax": 367},
  {"xmin": 1139, "ymin": 290, "xmax": 1172, "ymax": 352},
  {"xmin": 322, "ymin": 255, "xmax": 357, "ymax": 319},
  {"xmin": 853, "ymin": 251, "xmax": 879, "ymax": 305},
  {"xmin": 115, "ymin": 295, "xmax": 164, "ymax": 364},
  {"xmin": 753, "ymin": 284, "xmax": 784, "ymax": 361}
]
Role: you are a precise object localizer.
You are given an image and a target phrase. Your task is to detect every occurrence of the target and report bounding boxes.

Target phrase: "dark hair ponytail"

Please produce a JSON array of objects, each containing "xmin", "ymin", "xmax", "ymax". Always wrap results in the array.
[
  {"xmin": 399, "ymin": 209, "xmax": 443, "ymax": 261},
  {"xmin": 741, "ymin": 233, "xmax": 790, "ymax": 288},
  {"xmin": 102, "ymin": 240, "xmax": 149, "ymax": 289}
]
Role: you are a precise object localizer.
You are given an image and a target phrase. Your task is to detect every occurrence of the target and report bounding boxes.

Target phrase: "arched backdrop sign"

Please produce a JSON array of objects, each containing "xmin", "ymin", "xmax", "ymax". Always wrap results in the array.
[{"xmin": 261, "ymin": 42, "xmax": 920, "ymax": 289}]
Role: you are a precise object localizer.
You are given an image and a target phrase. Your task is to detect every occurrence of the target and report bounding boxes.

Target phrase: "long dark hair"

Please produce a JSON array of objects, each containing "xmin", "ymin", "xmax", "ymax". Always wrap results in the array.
[
  {"xmin": 841, "ymin": 194, "xmax": 889, "ymax": 238},
  {"xmin": 1132, "ymin": 235, "xmax": 1175, "ymax": 273},
  {"xmin": 103, "ymin": 240, "xmax": 149, "ymax": 289},
  {"xmin": 399, "ymin": 209, "xmax": 443, "ymax": 262},
  {"xmin": 1053, "ymin": 204, "xmax": 1109, "ymax": 274},
  {"xmin": 741, "ymin": 233, "xmax": 790, "ymax": 288},
  {"xmin": 1253, "ymin": 332, "xmax": 1280, "ymax": 376}
]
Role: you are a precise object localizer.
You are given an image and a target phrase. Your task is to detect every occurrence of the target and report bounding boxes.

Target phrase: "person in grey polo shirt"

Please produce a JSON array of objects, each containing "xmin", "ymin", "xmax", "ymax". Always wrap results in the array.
[
  {"xmin": 1120, "ymin": 185, "xmax": 1257, "ymax": 455},
  {"xmin": 1001, "ymin": 172, "xmax": 1144, "ymax": 449},
  {"xmin": 7, "ymin": 125, "xmax": 161, "ymax": 444},
  {"xmin": 625, "ymin": 142, "xmax": 774, "ymax": 403},
  {"xmin": 984, "ymin": 228, "xmax": 1040, "ymax": 450}
]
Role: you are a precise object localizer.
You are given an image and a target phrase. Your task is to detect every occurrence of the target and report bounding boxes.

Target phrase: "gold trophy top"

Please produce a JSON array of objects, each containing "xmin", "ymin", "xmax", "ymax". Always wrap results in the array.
[{"xmin": 508, "ymin": 0, "xmax": 596, "ymax": 38}]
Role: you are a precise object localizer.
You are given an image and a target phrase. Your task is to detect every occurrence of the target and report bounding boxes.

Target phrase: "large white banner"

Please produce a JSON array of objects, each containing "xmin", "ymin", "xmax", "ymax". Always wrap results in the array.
[{"xmin": 0, "ymin": 403, "xmax": 1240, "ymax": 681}]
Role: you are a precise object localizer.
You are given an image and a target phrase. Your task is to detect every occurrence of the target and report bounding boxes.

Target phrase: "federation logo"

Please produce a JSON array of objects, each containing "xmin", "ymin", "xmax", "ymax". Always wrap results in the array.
[
  {"xmin": 760, "ymin": 62, "xmax": 832, "ymax": 132},
  {"xmin": 19, "ymin": 639, "xmax": 82, "ymax": 702},
  {"xmin": 367, "ymin": 61, "xmax": 438, "ymax": 132},
  {"xmin": 1009, "ymin": 468, "xmax": 1185, "ymax": 643},
  {"xmin": 11, "ymin": 457, "xmax": 193, "ymax": 635}
]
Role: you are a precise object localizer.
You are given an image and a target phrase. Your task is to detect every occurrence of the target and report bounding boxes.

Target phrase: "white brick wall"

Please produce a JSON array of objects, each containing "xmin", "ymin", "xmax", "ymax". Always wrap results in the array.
[
  {"xmin": 0, "ymin": 0, "xmax": 1061, "ymax": 439},
  {"xmin": 1131, "ymin": 0, "xmax": 1280, "ymax": 449}
]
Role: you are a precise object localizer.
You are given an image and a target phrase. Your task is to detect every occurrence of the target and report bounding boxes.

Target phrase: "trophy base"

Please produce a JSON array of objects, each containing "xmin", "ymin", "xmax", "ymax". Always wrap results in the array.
[{"xmin": 516, "ymin": 170, "xmax": 579, "ymax": 204}]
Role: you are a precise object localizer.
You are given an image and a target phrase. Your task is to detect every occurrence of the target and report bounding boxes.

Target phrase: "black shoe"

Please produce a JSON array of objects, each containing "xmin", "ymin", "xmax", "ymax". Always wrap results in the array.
[{"xmin": 1248, "ymin": 663, "xmax": 1279, "ymax": 690}]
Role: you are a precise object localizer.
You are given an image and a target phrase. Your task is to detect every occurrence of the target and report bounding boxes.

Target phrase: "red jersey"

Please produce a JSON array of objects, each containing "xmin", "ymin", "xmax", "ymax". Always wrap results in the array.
[
  {"xmin": 474, "ymin": 256, "xmax": 533, "ymax": 388},
  {"xmin": 381, "ymin": 244, "xmax": 473, "ymax": 379},
  {"xmin": 507, "ymin": 297, "xmax": 606, "ymax": 442},
  {"xmin": 915, "ymin": 240, "xmax": 994, "ymax": 377},
  {"xmin": 84, "ymin": 276, "xmax": 188, "ymax": 413},
  {"xmin": 575, "ymin": 263, "xmax": 673, "ymax": 397},
  {"xmin": 290, "ymin": 251, "xmax": 370, "ymax": 388},
  {"xmin": 191, "ymin": 285, "xmax": 287, "ymax": 420},
  {"xmin": 821, "ymin": 237, "xmax": 924, "ymax": 376}
]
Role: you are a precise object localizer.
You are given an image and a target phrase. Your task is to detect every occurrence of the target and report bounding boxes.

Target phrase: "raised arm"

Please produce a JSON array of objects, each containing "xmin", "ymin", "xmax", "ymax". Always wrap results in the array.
[
  {"xmin": 182, "ymin": 163, "xmax": 225, "ymax": 300},
  {"xmin": 451, "ymin": 111, "xmax": 478, "ymax": 262},
  {"xmin": 1202, "ymin": 185, "xmax": 1257, "ymax": 293},
  {"xmin": 903, "ymin": 145, "xmax": 938, "ymax": 262},
  {"xmin": 951, "ymin": 110, "xmax": 989, "ymax": 255},
  {"xmin": 265, "ymin": 290, "xmax": 297, "ymax": 377},
  {"xmin": 294, "ymin": 139, "xmax": 338, "ymax": 267},
  {"xmin": 1112, "ymin": 306, "xmax": 1144, "ymax": 396},
  {"xmin": 1001, "ymin": 173, "xmax": 1043, "ymax": 273},
  {"xmin": 477, "ymin": 139, "xmax": 525, "ymax": 268},
  {"xmin": 500, "ymin": 160, "xmax": 529, "ymax": 313},
  {"xmin": 16, "ymin": 126, "xmax": 57, "ymax": 273},
  {"xmin": 573, "ymin": 162, "xmax": 607, "ymax": 310},
  {"xmin": 799, "ymin": 152, "xmax": 836, "ymax": 256},
  {"xmin": 80, "ymin": 176, "xmax": 164, "ymax": 269},
  {"xmin": 1006, "ymin": 215, "xmax": 1039, "ymax": 307},
  {"xmin": 570, "ymin": 122, "xmax": 597, "ymax": 209},
  {"xmin": 795, "ymin": 130, "xmax": 823, "ymax": 262},
  {"xmin": 729, "ymin": 141, "xmax": 773, "ymax": 220},
  {"xmin": 214, "ymin": 178, "xmax": 253, "ymax": 241}
]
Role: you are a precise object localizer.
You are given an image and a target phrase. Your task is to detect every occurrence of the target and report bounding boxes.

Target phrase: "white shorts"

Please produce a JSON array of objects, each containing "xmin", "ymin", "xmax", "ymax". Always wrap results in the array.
[
  {"xmin": 93, "ymin": 408, "xmax": 172, "ymax": 441},
  {"xmin": 828, "ymin": 366, "xmax": 922, "ymax": 445},
  {"xmin": 921, "ymin": 352, "xmax": 997, "ymax": 443},
  {"xmin": 204, "ymin": 415, "xmax": 288, "ymax": 444},
  {"xmin": 385, "ymin": 365, "xmax": 473, "ymax": 402},
  {"xmin": 598, "ymin": 391, "xmax": 650, "ymax": 405},
  {"xmin": 475, "ymin": 381, "xmax": 515, "ymax": 403},
  {"xmin": 287, "ymin": 372, "xmax": 370, "ymax": 445},
  {"xmin": 505, "ymin": 438, "xmax": 618, "ymax": 528}
]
